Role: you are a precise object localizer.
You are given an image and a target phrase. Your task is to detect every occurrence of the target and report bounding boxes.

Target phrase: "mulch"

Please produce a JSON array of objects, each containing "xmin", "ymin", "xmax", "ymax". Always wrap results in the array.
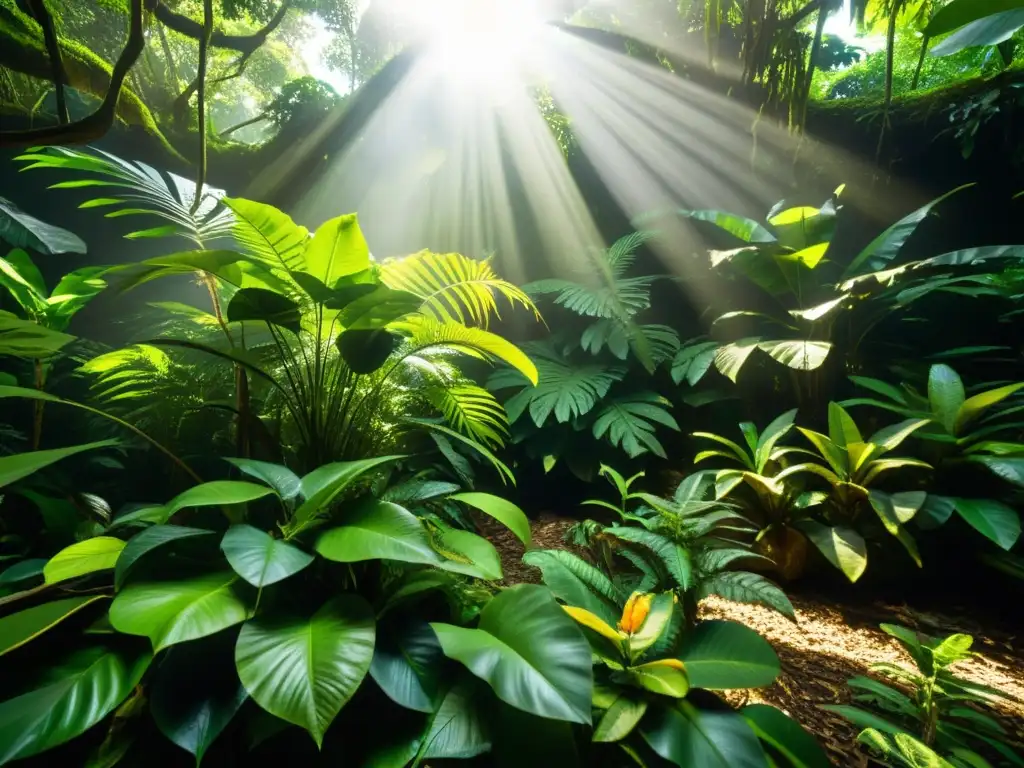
[{"xmin": 476, "ymin": 513, "xmax": 1024, "ymax": 767}]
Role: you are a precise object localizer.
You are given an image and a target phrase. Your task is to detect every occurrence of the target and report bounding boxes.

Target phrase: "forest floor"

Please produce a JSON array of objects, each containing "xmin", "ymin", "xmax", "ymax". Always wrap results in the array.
[{"xmin": 480, "ymin": 513, "xmax": 1024, "ymax": 767}]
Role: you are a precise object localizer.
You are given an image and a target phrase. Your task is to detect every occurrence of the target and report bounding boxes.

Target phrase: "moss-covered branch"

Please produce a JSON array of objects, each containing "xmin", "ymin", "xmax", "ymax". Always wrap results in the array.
[{"xmin": 149, "ymin": 0, "xmax": 290, "ymax": 54}]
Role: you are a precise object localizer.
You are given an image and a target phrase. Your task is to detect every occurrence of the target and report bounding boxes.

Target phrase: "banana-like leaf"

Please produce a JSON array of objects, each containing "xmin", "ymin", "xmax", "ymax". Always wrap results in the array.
[
  {"xmin": 305, "ymin": 213, "xmax": 370, "ymax": 286},
  {"xmin": 758, "ymin": 340, "xmax": 831, "ymax": 371},
  {"xmin": 714, "ymin": 337, "xmax": 763, "ymax": 382}
]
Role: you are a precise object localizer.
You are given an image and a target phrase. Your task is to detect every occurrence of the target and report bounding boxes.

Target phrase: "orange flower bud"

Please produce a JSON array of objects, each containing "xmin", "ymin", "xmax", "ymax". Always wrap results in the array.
[{"xmin": 618, "ymin": 592, "xmax": 653, "ymax": 634}]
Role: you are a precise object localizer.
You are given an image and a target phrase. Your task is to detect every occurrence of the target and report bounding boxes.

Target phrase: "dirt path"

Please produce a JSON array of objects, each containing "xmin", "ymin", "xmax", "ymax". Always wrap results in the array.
[{"xmin": 482, "ymin": 514, "xmax": 1024, "ymax": 766}]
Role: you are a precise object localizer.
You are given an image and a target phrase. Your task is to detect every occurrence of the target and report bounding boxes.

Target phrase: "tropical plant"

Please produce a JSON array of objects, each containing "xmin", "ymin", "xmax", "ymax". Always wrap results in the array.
[
  {"xmin": 773, "ymin": 402, "xmax": 932, "ymax": 580},
  {"xmin": 488, "ymin": 231, "xmax": 681, "ymax": 479},
  {"xmin": 0, "ymin": 452, "xmax": 547, "ymax": 764},
  {"xmin": 530, "ymin": 570, "xmax": 828, "ymax": 766},
  {"xmin": 824, "ymin": 623, "xmax": 1021, "ymax": 767}
]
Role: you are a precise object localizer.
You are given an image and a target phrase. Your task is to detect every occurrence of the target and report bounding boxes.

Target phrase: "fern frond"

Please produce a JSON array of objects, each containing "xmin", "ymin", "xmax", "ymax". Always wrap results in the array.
[
  {"xmin": 428, "ymin": 382, "xmax": 510, "ymax": 449},
  {"xmin": 381, "ymin": 251, "xmax": 540, "ymax": 329},
  {"xmin": 402, "ymin": 317, "xmax": 538, "ymax": 385},
  {"xmin": 606, "ymin": 230, "xmax": 658, "ymax": 275},
  {"xmin": 592, "ymin": 392, "xmax": 679, "ymax": 458}
]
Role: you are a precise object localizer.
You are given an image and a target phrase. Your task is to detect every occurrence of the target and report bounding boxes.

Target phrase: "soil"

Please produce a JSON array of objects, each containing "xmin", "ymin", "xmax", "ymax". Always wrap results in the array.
[{"xmin": 478, "ymin": 513, "xmax": 1024, "ymax": 767}]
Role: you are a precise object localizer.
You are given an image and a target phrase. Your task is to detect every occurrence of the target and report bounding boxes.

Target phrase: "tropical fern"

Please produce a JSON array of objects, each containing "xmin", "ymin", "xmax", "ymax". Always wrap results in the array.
[
  {"xmin": 591, "ymin": 392, "xmax": 680, "ymax": 458},
  {"xmin": 488, "ymin": 340, "xmax": 625, "ymax": 427},
  {"xmin": 17, "ymin": 147, "xmax": 234, "ymax": 245},
  {"xmin": 381, "ymin": 250, "xmax": 540, "ymax": 329}
]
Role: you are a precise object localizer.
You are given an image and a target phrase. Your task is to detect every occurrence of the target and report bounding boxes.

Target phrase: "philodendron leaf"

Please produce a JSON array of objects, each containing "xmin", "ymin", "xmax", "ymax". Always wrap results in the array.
[
  {"xmin": 741, "ymin": 704, "xmax": 831, "ymax": 768},
  {"xmin": 0, "ymin": 439, "xmax": 119, "ymax": 489},
  {"xmin": 115, "ymin": 525, "xmax": 215, "ymax": 589},
  {"xmin": 798, "ymin": 521, "xmax": 867, "ymax": 582},
  {"xmin": 151, "ymin": 627, "xmax": 247, "ymax": 765},
  {"xmin": 0, "ymin": 644, "xmax": 151, "ymax": 764},
  {"xmin": 315, "ymin": 500, "xmax": 440, "ymax": 566},
  {"xmin": 293, "ymin": 455, "xmax": 403, "ymax": 528},
  {"xmin": 234, "ymin": 595, "xmax": 376, "ymax": 747},
  {"xmin": 641, "ymin": 700, "xmax": 768, "ymax": 768},
  {"xmin": 0, "ymin": 596, "xmax": 107, "ymax": 656},
  {"xmin": 109, "ymin": 572, "xmax": 251, "ymax": 652},
  {"xmin": 677, "ymin": 620, "xmax": 780, "ymax": 690},
  {"xmin": 369, "ymin": 619, "xmax": 445, "ymax": 713},
  {"xmin": 220, "ymin": 525, "xmax": 314, "ymax": 587},
  {"xmin": 431, "ymin": 584, "xmax": 593, "ymax": 724},
  {"xmin": 44, "ymin": 537, "xmax": 126, "ymax": 584}
]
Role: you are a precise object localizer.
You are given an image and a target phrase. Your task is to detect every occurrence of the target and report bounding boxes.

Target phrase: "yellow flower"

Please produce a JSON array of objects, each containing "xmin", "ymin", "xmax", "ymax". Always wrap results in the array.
[{"xmin": 618, "ymin": 592, "xmax": 653, "ymax": 634}]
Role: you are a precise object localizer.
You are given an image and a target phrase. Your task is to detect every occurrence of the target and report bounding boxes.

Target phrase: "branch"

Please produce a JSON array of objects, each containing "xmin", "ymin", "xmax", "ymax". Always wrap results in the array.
[
  {"xmin": 220, "ymin": 112, "xmax": 269, "ymax": 137},
  {"xmin": 149, "ymin": 0, "xmax": 290, "ymax": 54},
  {"xmin": 192, "ymin": 0, "xmax": 214, "ymax": 213},
  {"xmin": 0, "ymin": 0, "xmax": 145, "ymax": 146},
  {"xmin": 26, "ymin": 0, "xmax": 68, "ymax": 123}
]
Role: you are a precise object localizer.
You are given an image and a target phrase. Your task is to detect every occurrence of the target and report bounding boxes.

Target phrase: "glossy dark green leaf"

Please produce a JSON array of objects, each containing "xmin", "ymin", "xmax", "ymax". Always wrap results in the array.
[
  {"xmin": 430, "ymin": 584, "xmax": 593, "ymax": 723},
  {"xmin": 798, "ymin": 521, "xmax": 868, "ymax": 582},
  {"xmin": 0, "ymin": 596, "xmax": 106, "ymax": 656},
  {"xmin": 224, "ymin": 458, "xmax": 301, "ymax": 500},
  {"xmin": 292, "ymin": 455, "xmax": 402, "ymax": 529},
  {"xmin": 336, "ymin": 329, "xmax": 399, "ymax": 374},
  {"xmin": 0, "ymin": 439, "xmax": 119, "ymax": 489},
  {"xmin": 594, "ymin": 694, "xmax": 648, "ymax": 742},
  {"xmin": 950, "ymin": 498, "xmax": 1021, "ymax": 550},
  {"xmin": 0, "ymin": 644, "xmax": 150, "ymax": 763},
  {"xmin": 109, "ymin": 572, "xmax": 251, "ymax": 652},
  {"xmin": 420, "ymin": 680, "xmax": 492, "ymax": 760},
  {"xmin": 641, "ymin": 700, "xmax": 767, "ymax": 768},
  {"xmin": 220, "ymin": 525, "xmax": 314, "ymax": 587},
  {"xmin": 0, "ymin": 196, "xmax": 87, "ymax": 254},
  {"xmin": 926, "ymin": 0, "xmax": 1024, "ymax": 37},
  {"xmin": 227, "ymin": 288, "xmax": 301, "ymax": 333},
  {"xmin": 0, "ymin": 559, "xmax": 46, "ymax": 585},
  {"xmin": 151, "ymin": 628, "xmax": 247, "ymax": 765},
  {"xmin": 742, "ymin": 704, "xmax": 831, "ymax": 768},
  {"xmin": 316, "ymin": 500, "xmax": 439, "ymax": 566},
  {"xmin": 115, "ymin": 525, "xmax": 215, "ymax": 589},
  {"xmin": 369, "ymin": 619, "xmax": 445, "ymax": 713},
  {"xmin": 677, "ymin": 620, "xmax": 780, "ymax": 690},
  {"xmin": 235, "ymin": 595, "xmax": 375, "ymax": 747},
  {"xmin": 522, "ymin": 549, "xmax": 623, "ymax": 627}
]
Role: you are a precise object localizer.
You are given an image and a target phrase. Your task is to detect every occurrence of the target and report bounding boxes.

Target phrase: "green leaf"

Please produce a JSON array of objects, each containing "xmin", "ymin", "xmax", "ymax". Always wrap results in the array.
[
  {"xmin": 224, "ymin": 458, "xmax": 301, "ymax": 501},
  {"xmin": 115, "ymin": 525, "xmax": 215, "ymax": 589},
  {"xmin": 955, "ymin": 382, "xmax": 1024, "ymax": 434},
  {"xmin": 163, "ymin": 480, "xmax": 276, "ymax": 520},
  {"xmin": 678, "ymin": 620, "xmax": 780, "ymax": 690},
  {"xmin": 847, "ymin": 676, "xmax": 916, "ymax": 715},
  {"xmin": 843, "ymin": 186, "xmax": 972, "ymax": 277},
  {"xmin": 715, "ymin": 338, "xmax": 763, "ymax": 383},
  {"xmin": 628, "ymin": 593, "xmax": 677, "ymax": 654},
  {"xmin": 109, "ymin": 572, "xmax": 251, "ymax": 652},
  {"xmin": 594, "ymin": 694, "xmax": 648, "ymax": 743},
  {"xmin": 44, "ymin": 537, "xmax": 125, "ymax": 584},
  {"xmin": 226, "ymin": 288, "xmax": 301, "ymax": 333},
  {"xmin": 234, "ymin": 595, "xmax": 375, "ymax": 747},
  {"xmin": 150, "ymin": 626, "xmax": 247, "ymax": 765},
  {"xmin": 929, "ymin": 364, "xmax": 966, "ymax": 435},
  {"xmin": 641, "ymin": 700, "xmax": 767, "ymax": 768},
  {"xmin": 828, "ymin": 402, "xmax": 863, "ymax": 448},
  {"xmin": 0, "ymin": 644, "xmax": 150, "ymax": 764},
  {"xmin": 741, "ymin": 704, "xmax": 831, "ymax": 768},
  {"xmin": 419, "ymin": 681, "xmax": 492, "ymax": 760},
  {"xmin": 867, "ymin": 418, "xmax": 931, "ymax": 454},
  {"xmin": 450, "ymin": 492, "xmax": 531, "ymax": 547},
  {"xmin": 671, "ymin": 341, "xmax": 719, "ymax": 386},
  {"xmin": 592, "ymin": 392, "xmax": 679, "ymax": 458},
  {"xmin": 698, "ymin": 571, "xmax": 796, "ymax": 620},
  {"xmin": 430, "ymin": 584, "xmax": 593, "ymax": 724},
  {"xmin": 221, "ymin": 525, "xmax": 314, "ymax": 587},
  {"xmin": 369, "ymin": 619, "xmax": 444, "ymax": 713},
  {"xmin": 758, "ymin": 340, "xmax": 831, "ymax": 371},
  {"xmin": 337, "ymin": 285, "xmax": 422, "ymax": 329},
  {"xmin": 755, "ymin": 408, "xmax": 798, "ymax": 471},
  {"xmin": 796, "ymin": 428, "xmax": 847, "ymax": 476},
  {"xmin": 664, "ymin": 209, "xmax": 777, "ymax": 244},
  {"xmin": 606, "ymin": 526, "xmax": 693, "ymax": 590},
  {"xmin": 315, "ymin": 500, "xmax": 439, "ymax": 566},
  {"xmin": 0, "ymin": 559, "xmax": 45, "ymax": 585},
  {"xmin": 950, "ymin": 498, "xmax": 1021, "ymax": 550},
  {"xmin": 0, "ymin": 596, "xmax": 106, "ymax": 656},
  {"xmin": 292, "ymin": 455, "xmax": 402, "ymax": 528},
  {"xmin": 336, "ymin": 328, "xmax": 399, "ymax": 374},
  {"xmin": 629, "ymin": 659, "xmax": 691, "ymax": 697},
  {"xmin": 0, "ymin": 440, "xmax": 119, "ymax": 489},
  {"xmin": 305, "ymin": 213, "xmax": 370, "ymax": 286},
  {"xmin": 932, "ymin": 9, "xmax": 1024, "ymax": 56},
  {"xmin": 926, "ymin": 0, "xmax": 1024, "ymax": 37},
  {"xmin": 799, "ymin": 521, "xmax": 867, "ymax": 582},
  {"xmin": 222, "ymin": 197, "xmax": 309, "ymax": 273},
  {"xmin": 969, "ymin": 455, "xmax": 1024, "ymax": 487},
  {"xmin": 0, "ymin": 196, "xmax": 87, "ymax": 254},
  {"xmin": 521, "ymin": 549, "xmax": 623, "ymax": 627},
  {"xmin": 818, "ymin": 704, "xmax": 908, "ymax": 736}
]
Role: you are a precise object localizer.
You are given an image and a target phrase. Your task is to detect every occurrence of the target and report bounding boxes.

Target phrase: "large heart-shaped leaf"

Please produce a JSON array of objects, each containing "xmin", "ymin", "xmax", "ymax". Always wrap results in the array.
[
  {"xmin": 336, "ymin": 329, "xmax": 399, "ymax": 374},
  {"xmin": 44, "ymin": 537, "xmax": 126, "ymax": 584},
  {"xmin": 741, "ymin": 704, "xmax": 830, "ymax": 768},
  {"xmin": 0, "ymin": 644, "xmax": 150, "ymax": 763},
  {"xmin": 430, "ymin": 584, "xmax": 593, "ymax": 724},
  {"xmin": 151, "ymin": 627, "xmax": 248, "ymax": 764},
  {"xmin": 0, "ymin": 596, "xmax": 106, "ymax": 656},
  {"xmin": 115, "ymin": 525, "xmax": 215, "ymax": 588},
  {"xmin": 677, "ymin": 620, "xmax": 780, "ymax": 690},
  {"xmin": 641, "ymin": 700, "xmax": 767, "ymax": 768},
  {"xmin": 0, "ymin": 196, "xmax": 87, "ymax": 254},
  {"xmin": 316, "ymin": 500, "xmax": 439, "ymax": 566},
  {"xmin": 220, "ymin": 524, "xmax": 314, "ymax": 587},
  {"xmin": 109, "ymin": 572, "xmax": 251, "ymax": 652},
  {"xmin": 0, "ymin": 439, "xmax": 119, "ymax": 489},
  {"xmin": 234, "ymin": 595, "xmax": 375, "ymax": 747},
  {"xmin": 369, "ymin": 619, "xmax": 445, "ymax": 713}
]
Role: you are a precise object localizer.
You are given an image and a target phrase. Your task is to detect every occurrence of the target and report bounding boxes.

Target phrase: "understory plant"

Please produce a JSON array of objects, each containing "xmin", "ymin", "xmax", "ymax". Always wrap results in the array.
[{"xmin": 825, "ymin": 623, "xmax": 1021, "ymax": 768}]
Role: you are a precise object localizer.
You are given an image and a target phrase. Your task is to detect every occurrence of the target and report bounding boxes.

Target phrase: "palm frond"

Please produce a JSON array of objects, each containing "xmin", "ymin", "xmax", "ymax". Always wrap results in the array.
[
  {"xmin": 381, "ymin": 250, "xmax": 540, "ymax": 329},
  {"xmin": 592, "ymin": 392, "xmax": 680, "ymax": 458},
  {"xmin": 403, "ymin": 317, "xmax": 538, "ymax": 385},
  {"xmin": 427, "ymin": 382, "xmax": 510, "ymax": 449},
  {"xmin": 605, "ymin": 230, "xmax": 658, "ymax": 275},
  {"xmin": 17, "ymin": 147, "xmax": 233, "ymax": 245}
]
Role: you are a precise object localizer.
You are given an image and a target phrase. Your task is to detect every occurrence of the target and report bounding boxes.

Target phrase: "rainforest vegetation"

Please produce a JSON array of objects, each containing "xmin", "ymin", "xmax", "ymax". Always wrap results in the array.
[{"xmin": 0, "ymin": 0, "xmax": 1022, "ymax": 766}]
